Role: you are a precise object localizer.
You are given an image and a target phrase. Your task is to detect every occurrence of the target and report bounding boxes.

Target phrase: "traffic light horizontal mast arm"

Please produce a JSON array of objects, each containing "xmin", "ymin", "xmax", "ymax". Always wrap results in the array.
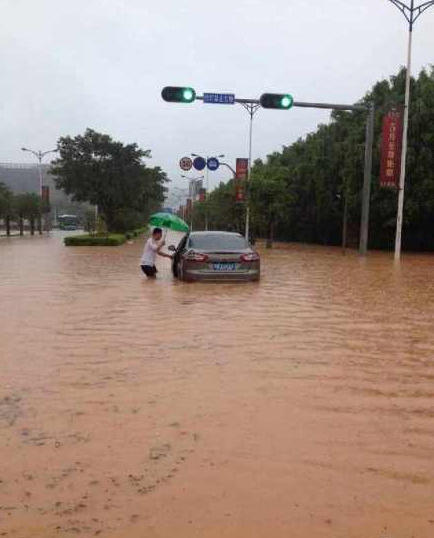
[
  {"xmin": 291, "ymin": 100, "xmax": 367, "ymax": 112},
  {"xmin": 195, "ymin": 94, "xmax": 368, "ymax": 112}
]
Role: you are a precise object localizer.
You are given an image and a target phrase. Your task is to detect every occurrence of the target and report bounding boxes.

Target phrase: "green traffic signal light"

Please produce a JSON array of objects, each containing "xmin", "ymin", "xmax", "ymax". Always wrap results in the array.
[
  {"xmin": 260, "ymin": 93, "xmax": 294, "ymax": 110},
  {"xmin": 182, "ymin": 88, "xmax": 194, "ymax": 102},
  {"xmin": 161, "ymin": 86, "xmax": 196, "ymax": 103},
  {"xmin": 280, "ymin": 95, "xmax": 293, "ymax": 108}
]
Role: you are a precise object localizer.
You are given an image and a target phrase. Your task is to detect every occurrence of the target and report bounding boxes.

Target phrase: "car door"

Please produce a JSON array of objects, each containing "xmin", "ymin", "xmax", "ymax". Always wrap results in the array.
[{"xmin": 173, "ymin": 234, "xmax": 188, "ymax": 277}]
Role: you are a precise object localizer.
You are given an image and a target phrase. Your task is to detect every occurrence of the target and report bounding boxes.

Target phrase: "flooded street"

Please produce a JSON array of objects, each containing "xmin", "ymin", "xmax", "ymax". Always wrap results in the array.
[{"xmin": 1, "ymin": 232, "xmax": 434, "ymax": 538}]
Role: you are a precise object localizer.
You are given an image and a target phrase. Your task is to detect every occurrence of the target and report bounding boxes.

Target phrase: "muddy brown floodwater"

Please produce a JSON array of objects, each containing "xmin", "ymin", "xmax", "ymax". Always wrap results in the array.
[{"xmin": 1, "ymin": 232, "xmax": 434, "ymax": 538}]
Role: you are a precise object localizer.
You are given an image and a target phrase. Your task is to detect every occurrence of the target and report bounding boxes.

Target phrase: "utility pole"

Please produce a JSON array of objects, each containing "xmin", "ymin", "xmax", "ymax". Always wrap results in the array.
[
  {"xmin": 359, "ymin": 104, "xmax": 375, "ymax": 256},
  {"xmin": 386, "ymin": 0, "xmax": 434, "ymax": 260},
  {"xmin": 342, "ymin": 192, "xmax": 348, "ymax": 254}
]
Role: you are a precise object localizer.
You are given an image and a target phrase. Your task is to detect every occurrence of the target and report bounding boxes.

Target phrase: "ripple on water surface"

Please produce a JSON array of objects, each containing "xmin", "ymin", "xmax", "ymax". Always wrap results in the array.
[{"xmin": 1, "ymin": 233, "xmax": 434, "ymax": 538}]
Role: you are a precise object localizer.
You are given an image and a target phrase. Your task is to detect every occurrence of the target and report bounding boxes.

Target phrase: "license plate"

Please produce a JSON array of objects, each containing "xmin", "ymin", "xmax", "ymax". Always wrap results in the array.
[{"xmin": 212, "ymin": 263, "xmax": 236, "ymax": 272}]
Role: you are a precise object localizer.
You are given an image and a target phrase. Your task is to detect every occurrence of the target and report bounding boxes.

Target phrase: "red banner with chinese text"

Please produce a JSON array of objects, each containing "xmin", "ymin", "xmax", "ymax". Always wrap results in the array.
[
  {"xmin": 380, "ymin": 109, "xmax": 403, "ymax": 188},
  {"xmin": 198, "ymin": 188, "xmax": 206, "ymax": 202},
  {"xmin": 235, "ymin": 158, "xmax": 248, "ymax": 202},
  {"xmin": 235, "ymin": 158, "xmax": 248, "ymax": 180}
]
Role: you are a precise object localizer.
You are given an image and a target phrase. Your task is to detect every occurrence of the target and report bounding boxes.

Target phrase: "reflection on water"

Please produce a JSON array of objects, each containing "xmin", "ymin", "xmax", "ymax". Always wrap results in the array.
[{"xmin": 1, "ymin": 232, "xmax": 434, "ymax": 538}]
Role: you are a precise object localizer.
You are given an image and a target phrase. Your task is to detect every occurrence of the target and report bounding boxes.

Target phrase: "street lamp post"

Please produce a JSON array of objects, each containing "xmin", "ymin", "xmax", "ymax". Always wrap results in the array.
[
  {"xmin": 238, "ymin": 104, "xmax": 260, "ymax": 240},
  {"xmin": 21, "ymin": 147, "xmax": 57, "ymax": 233},
  {"xmin": 191, "ymin": 153, "xmax": 224, "ymax": 230},
  {"xmin": 219, "ymin": 161, "xmax": 236, "ymax": 176},
  {"xmin": 386, "ymin": 0, "xmax": 434, "ymax": 260},
  {"xmin": 21, "ymin": 147, "xmax": 57, "ymax": 197}
]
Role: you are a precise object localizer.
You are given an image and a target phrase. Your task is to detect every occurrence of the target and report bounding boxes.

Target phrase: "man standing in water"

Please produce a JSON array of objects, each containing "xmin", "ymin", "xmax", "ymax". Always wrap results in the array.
[{"xmin": 140, "ymin": 228, "xmax": 173, "ymax": 278}]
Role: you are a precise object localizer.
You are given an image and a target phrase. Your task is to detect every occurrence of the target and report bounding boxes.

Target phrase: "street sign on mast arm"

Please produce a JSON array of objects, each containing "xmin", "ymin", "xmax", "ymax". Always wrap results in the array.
[
  {"xmin": 203, "ymin": 92, "xmax": 235, "ymax": 104},
  {"xmin": 161, "ymin": 86, "xmax": 196, "ymax": 103}
]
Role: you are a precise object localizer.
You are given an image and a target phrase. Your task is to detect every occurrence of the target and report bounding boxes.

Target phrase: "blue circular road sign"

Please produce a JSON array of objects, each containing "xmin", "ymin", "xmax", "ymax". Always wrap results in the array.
[
  {"xmin": 193, "ymin": 156, "xmax": 206, "ymax": 171},
  {"xmin": 207, "ymin": 157, "xmax": 220, "ymax": 171}
]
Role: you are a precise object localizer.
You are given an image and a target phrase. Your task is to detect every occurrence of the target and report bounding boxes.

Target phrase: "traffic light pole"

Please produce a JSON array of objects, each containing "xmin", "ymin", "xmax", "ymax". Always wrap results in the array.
[{"xmin": 183, "ymin": 94, "xmax": 374, "ymax": 254}]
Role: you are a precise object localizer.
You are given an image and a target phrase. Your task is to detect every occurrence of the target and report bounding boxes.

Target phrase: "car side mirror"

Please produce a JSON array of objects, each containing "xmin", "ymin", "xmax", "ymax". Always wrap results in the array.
[{"xmin": 168, "ymin": 245, "xmax": 176, "ymax": 252}]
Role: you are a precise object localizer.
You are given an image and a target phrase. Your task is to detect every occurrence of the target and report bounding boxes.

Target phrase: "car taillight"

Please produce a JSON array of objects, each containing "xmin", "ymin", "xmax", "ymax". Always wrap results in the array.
[
  {"xmin": 185, "ymin": 251, "xmax": 209, "ymax": 262},
  {"xmin": 240, "ymin": 252, "xmax": 260, "ymax": 262}
]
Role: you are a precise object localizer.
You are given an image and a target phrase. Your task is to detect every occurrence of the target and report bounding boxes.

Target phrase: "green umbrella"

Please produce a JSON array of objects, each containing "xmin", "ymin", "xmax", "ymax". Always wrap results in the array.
[{"xmin": 149, "ymin": 212, "xmax": 189, "ymax": 233}]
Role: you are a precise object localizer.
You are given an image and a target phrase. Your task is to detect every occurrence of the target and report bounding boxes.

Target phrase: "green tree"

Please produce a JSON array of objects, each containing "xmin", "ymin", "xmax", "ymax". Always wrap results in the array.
[
  {"xmin": 0, "ymin": 182, "xmax": 13, "ymax": 236},
  {"xmin": 51, "ymin": 129, "xmax": 167, "ymax": 232},
  {"xmin": 13, "ymin": 193, "xmax": 41, "ymax": 235},
  {"xmin": 191, "ymin": 180, "xmax": 245, "ymax": 233},
  {"xmin": 250, "ymin": 158, "xmax": 292, "ymax": 247},
  {"xmin": 254, "ymin": 67, "xmax": 434, "ymax": 250}
]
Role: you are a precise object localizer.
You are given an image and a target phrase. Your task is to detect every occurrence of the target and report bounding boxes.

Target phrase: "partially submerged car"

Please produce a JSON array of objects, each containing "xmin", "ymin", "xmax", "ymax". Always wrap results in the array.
[{"xmin": 170, "ymin": 231, "xmax": 260, "ymax": 282}]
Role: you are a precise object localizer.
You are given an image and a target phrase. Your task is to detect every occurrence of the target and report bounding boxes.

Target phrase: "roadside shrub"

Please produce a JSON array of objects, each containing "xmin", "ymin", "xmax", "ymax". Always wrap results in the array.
[{"xmin": 64, "ymin": 234, "xmax": 126, "ymax": 246}]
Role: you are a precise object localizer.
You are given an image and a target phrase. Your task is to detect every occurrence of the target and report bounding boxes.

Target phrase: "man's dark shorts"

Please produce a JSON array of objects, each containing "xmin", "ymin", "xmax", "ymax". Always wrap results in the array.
[{"xmin": 141, "ymin": 265, "xmax": 157, "ymax": 278}]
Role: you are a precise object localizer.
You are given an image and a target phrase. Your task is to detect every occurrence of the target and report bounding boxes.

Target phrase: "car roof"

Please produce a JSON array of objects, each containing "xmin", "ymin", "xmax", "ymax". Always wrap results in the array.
[{"xmin": 189, "ymin": 231, "xmax": 243, "ymax": 237}]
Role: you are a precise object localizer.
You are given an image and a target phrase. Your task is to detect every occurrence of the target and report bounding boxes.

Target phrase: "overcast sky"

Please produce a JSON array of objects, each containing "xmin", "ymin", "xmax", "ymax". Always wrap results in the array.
[{"xmin": 1, "ymin": 0, "xmax": 433, "ymax": 204}]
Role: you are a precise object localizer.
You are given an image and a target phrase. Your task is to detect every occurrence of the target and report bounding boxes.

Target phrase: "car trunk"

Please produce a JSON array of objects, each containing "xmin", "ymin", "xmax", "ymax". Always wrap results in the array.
[{"xmin": 196, "ymin": 250, "xmax": 250, "ymax": 273}]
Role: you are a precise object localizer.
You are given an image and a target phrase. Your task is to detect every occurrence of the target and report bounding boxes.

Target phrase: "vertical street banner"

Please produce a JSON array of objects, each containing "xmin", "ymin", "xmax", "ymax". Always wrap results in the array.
[
  {"xmin": 198, "ymin": 188, "xmax": 206, "ymax": 202},
  {"xmin": 380, "ymin": 109, "xmax": 403, "ymax": 188},
  {"xmin": 235, "ymin": 158, "xmax": 248, "ymax": 202},
  {"xmin": 41, "ymin": 185, "xmax": 50, "ymax": 204},
  {"xmin": 235, "ymin": 158, "xmax": 248, "ymax": 180}
]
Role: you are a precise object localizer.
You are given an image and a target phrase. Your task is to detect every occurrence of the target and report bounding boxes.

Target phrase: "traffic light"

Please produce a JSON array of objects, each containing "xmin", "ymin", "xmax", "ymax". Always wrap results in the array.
[
  {"xmin": 260, "ymin": 93, "xmax": 294, "ymax": 110},
  {"xmin": 161, "ymin": 86, "xmax": 196, "ymax": 103}
]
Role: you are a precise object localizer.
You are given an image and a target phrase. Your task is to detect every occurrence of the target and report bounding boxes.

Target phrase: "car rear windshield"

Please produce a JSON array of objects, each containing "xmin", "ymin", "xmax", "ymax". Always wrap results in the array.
[{"xmin": 189, "ymin": 234, "xmax": 248, "ymax": 251}]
